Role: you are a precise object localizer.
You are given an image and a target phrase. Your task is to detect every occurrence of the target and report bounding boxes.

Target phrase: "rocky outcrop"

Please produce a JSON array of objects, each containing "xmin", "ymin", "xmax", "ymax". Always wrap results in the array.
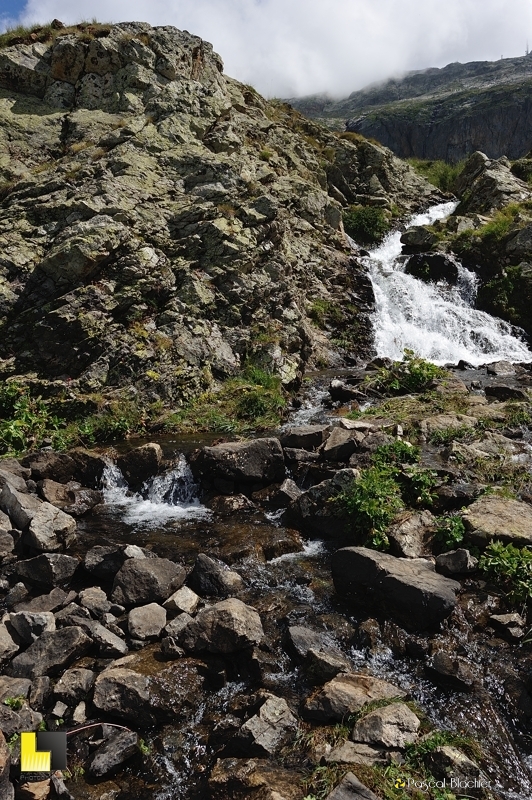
[
  {"xmin": 0, "ymin": 22, "xmax": 438, "ymax": 415},
  {"xmin": 454, "ymin": 151, "xmax": 532, "ymax": 215}
]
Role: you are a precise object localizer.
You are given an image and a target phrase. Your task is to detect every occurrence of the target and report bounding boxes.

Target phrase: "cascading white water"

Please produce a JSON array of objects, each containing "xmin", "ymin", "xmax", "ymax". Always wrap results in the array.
[
  {"xmin": 365, "ymin": 201, "xmax": 532, "ymax": 365},
  {"xmin": 102, "ymin": 453, "xmax": 210, "ymax": 526}
]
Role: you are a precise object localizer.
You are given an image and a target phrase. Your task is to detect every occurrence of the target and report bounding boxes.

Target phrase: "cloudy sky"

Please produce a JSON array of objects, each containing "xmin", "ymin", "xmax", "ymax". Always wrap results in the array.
[{"xmin": 2, "ymin": 0, "xmax": 532, "ymax": 98}]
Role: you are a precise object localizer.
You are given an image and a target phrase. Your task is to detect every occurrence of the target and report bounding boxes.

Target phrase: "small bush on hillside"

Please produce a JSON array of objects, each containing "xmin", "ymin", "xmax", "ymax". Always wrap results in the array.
[
  {"xmin": 479, "ymin": 540, "xmax": 532, "ymax": 605},
  {"xmin": 342, "ymin": 205, "xmax": 390, "ymax": 245},
  {"xmin": 363, "ymin": 350, "xmax": 446, "ymax": 395},
  {"xmin": 407, "ymin": 158, "xmax": 465, "ymax": 192}
]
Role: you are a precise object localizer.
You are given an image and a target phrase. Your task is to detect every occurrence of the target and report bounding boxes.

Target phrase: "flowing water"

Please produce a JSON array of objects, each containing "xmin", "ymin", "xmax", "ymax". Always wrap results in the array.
[{"xmin": 364, "ymin": 202, "xmax": 532, "ymax": 365}]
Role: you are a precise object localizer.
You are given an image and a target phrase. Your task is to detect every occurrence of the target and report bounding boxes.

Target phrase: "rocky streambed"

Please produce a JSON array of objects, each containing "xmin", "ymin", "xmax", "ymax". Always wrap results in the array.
[{"xmin": 2, "ymin": 359, "xmax": 532, "ymax": 799}]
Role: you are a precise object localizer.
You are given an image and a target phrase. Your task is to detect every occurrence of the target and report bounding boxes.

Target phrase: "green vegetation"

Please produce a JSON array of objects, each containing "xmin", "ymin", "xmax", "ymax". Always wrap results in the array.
[
  {"xmin": 429, "ymin": 425, "xmax": 475, "ymax": 446},
  {"xmin": 363, "ymin": 351, "xmax": 446, "ymax": 396},
  {"xmin": 307, "ymin": 298, "xmax": 343, "ymax": 328},
  {"xmin": 407, "ymin": 158, "xmax": 465, "ymax": 192},
  {"xmin": 342, "ymin": 205, "xmax": 390, "ymax": 245},
  {"xmin": 0, "ymin": 20, "xmax": 112, "ymax": 50},
  {"xmin": 259, "ymin": 148, "xmax": 274, "ymax": 161},
  {"xmin": 479, "ymin": 540, "xmax": 532, "ymax": 605},
  {"xmin": 434, "ymin": 515, "xmax": 466, "ymax": 551},
  {"xmin": 3, "ymin": 695, "xmax": 26, "ymax": 711}
]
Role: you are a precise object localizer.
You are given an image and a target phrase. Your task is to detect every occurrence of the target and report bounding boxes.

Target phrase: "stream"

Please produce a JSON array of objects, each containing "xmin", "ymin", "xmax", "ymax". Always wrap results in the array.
[{"xmin": 72, "ymin": 202, "xmax": 532, "ymax": 799}]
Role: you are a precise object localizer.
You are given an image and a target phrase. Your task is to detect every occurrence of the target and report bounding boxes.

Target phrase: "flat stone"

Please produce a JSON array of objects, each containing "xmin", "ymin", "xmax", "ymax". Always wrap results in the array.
[
  {"xmin": 128, "ymin": 603, "xmax": 166, "ymax": 639},
  {"xmin": 462, "ymin": 496, "xmax": 532, "ymax": 545},
  {"xmin": 332, "ymin": 547, "xmax": 459, "ymax": 629},
  {"xmin": 303, "ymin": 672, "xmax": 406, "ymax": 723},
  {"xmin": 324, "ymin": 741, "xmax": 388, "ymax": 766},
  {"xmin": 24, "ymin": 502, "xmax": 77, "ymax": 552},
  {"xmin": 304, "ymin": 648, "xmax": 352, "ymax": 685},
  {"xmin": 163, "ymin": 585, "xmax": 200, "ymax": 615},
  {"xmin": 351, "ymin": 702, "xmax": 420, "ymax": 748},
  {"xmin": 324, "ymin": 771, "xmax": 379, "ymax": 800},
  {"xmin": 280, "ymin": 425, "xmax": 331, "ymax": 450},
  {"xmin": 9, "ymin": 626, "xmax": 92, "ymax": 679}
]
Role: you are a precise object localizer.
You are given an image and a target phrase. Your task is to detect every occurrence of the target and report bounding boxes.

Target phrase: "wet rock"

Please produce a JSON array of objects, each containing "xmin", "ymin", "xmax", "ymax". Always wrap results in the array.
[
  {"xmin": 0, "ymin": 624, "xmax": 19, "ymax": 666},
  {"xmin": 303, "ymin": 673, "xmax": 406, "ymax": 723},
  {"xmin": 190, "ymin": 438, "xmax": 285, "ymax": 488},
  {"xmin": 351, "ymin": 702, "xmax": 420, "ymax": 748},
  {"xmin": 20, "ymin": 451, "xmax": 76, "ymax": 483},
  {"xmin": 163, "ymin": 585, "xmax": 200, "ymax": 615},
  {"xmin": 62, "ymin": 486, "xmax": 103, "ymax": 516},
  {"xmin": 485, "ymin": 384, "xmax": 529, "ymax": 401},
  {"xmin": 387, "ymin": 510, "xmax": 435, "ymax": 558},
  {"xmin": 262, "ymin": 527, "xmax": 304, "ymax": 560},
  {"xmin": 304, "ymin": 648, "xmax": 352, "ymax": 684},
  {"xmin": 462, "ymin": 495, "xmax": 532, "ymax": 545},
  {"xmin": 405, "ymin": 253, "xmax": 459, "ymax": 283},
  {"xmin": 278, "ymin": 478, "xmax": 303, "ymax": 503},
  {"xmin": 288, "ymin": 468, "xmax": 360, "ymax": 537},
  {"xmin": 0, "ymin": 731, "xmax": 13, "ymax": 800},
  {"xmin": 486, "ymin": 360, "xmax": 517, "ymax": 376},
  {"xmin": 237, "ymin": 695, "xmax": 298, "ymax": 756},
  {"xmin": 425, "ymin": 651, "xmax": 479, "ymax": 691},
  {"xmin": 187, "ymin": 553, "xmax": 244, "ymax": 597},
  {"xmin": 9, "ymin": 626, "xmax": 92, "ymax": 679},
  {"xmin": 128, "ymin": 603, "xmax": 166, "ymax": 639},
  {"xmin": 286, "ymin": 625, "xmax": 328, "ymax": 659},
  {"xmin": 16, "ymin": 553, "xmax": 79, "ymax": 587},
  {"xmin": 320, "ymin": 427, "xmax": 364, "ymax": 462},
  {"xmin": 69, "ymin": 448, "xmax": 107, "ymax": 488},
  {"xmin": 111, "ymin": 557, "xmax": 186, "ymax": 606},
  {"xmin": 88, "ymin": 729, "xmax": 139, "ymax": 777},
  {"xmin": 164, "ymin": 612, "xmax": 193, "ymax": 638},
  {"xmin": 332, "ymin": 547, "xmax": 459, "ymax": 629},
  {"xmin": 324, "ymin": 741, "xmax": 388, "ymax": 766},
  {"xmin": 180, "ymin": 598, "xmax": 264, "ymax": 654},
  {"xmin": 324, "ymin": 771, "xmax": 379, "ymax": 800},
  {"xmin": 17, "ymin": 587, "xmax": 72, "ymax": 613},
  {"xmin": 489, "ymin": 613, "xmax": 526, "ymax": 640},
  {"xmin": 400, "ymin": 225, "xmax": 439, "ymax": 251},
  {"xmin": 435, "ymin": 548, "xmax": 478, "ymax": 575},
  {"xmin": 53, "ymin": 668, "xmax": 95, "ymax": 703},
  {"xmin": 329, "ymin": 379, "xmax": 364, "ymax": 403},
  {"xmin": 79, "ymin": 586, "xmax": 112, "ymax": 617},
  {"xmin": 210, "ymin": 494, "xmax": 257, "ymax": 513},
  {"xmin": 283, "ymin": 448, "xmax": 320, "ymax": 463},
  {"xmin": 24, "ymin": 502, "xmax": 77, "ymax": 552},
  {"xmin": 116, "ymin": 443, "xmax": 163, "ymax": 492},
  {"xmin": 92, "ymin": 667, "xmax": 155, "ymax": 726},
  {"xmin": 8, "ymin": 611, "xmax": 55, "ymax": 644},
  {"xmin": 279, "ymin": 425, "xmax": 330, "ymax": 450},
  {"xmin": 209, "ymin": 757, "xmax": 304, "ymax": 800}
]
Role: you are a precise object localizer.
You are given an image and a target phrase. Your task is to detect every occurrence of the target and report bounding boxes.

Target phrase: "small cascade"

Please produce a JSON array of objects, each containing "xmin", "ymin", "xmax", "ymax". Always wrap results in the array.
[
  {"xmin": 364, "ymin": 202, "xmax": 532, "ymax": 365},
  {"xmin": 102, "ymin": 453, "xmax": 210, "ymax": 526}
]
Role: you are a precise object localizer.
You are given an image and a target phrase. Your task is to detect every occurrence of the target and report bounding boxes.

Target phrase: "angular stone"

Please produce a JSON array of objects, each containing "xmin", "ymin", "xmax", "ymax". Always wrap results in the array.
[
  {"xmin": 16, "ymin": 587, "xmax": 71, "ymax": 613},
  {"xmin": 180, "ymin": 598, "xmax": 264, "ymax": 654},
  {"xmin": 489, "ymin": 613, "xmax": 526, "ymax": 640},
  {"xmin": 116, "ymin": 443, "xmax": 163, "ymax": 492},
  {"xmin": 128, "ymin": 603, "xmax": 166, "ymax": 639},
  {"xmin": 279, "ymin": 425, "xmax": 330, "ymax": 450},
  {"xmin": 54, "ymin": 667, "xmax": 95, "ymax": 704},
  {"xmin": 0, "ymin": 676, "xmax": 31, "ymax": 702},
  {"xmin": 238, "ymin": 696, "xmax": 298, "ymax": 756},
  {"xmin": 8, "ymin": 611, "xmax": 55, "ymax": 644},
  {"xmin": 79, "ymin": 586, "xmax": 111, "ymax": 616},
  {"xmin": 163, "ymin": 585, "xmax": 200, "ymax": 615},
  {"xmin": 287, "ymin": 626, "xmax": 328, "ymax": 659},
  {"xmin": 425, "ymin": 651, "xmax": 478, "ymax": 691},
  {"xmin": 84, "ymin": 545, "xmax": 125, "ymax": 579},
  {"xmin": 324, "ymin": 772, "xmax": 379, "ymax": 800},
  {"xmin": 321, "ymin": 427, "xmax": 363, "ymax": 462},
  {"xmin": 111, "ymin": 557, "xmax": 186, "ymax": 606},
  {"xmin": 324, "ymin": 741, "xmax": 388, "ymax": 766},
  {"xmin": 17, "ymin": 554, "xmax": 79, "ymax": 587},
  {"xmin": 462, "ymin": 496, "xmax": 532, "ymax": 545},
  {"xmin": 92, "ymin": 667, "xmax": 155, "ymax": 725},
  {"xmin": 304, "ymin": 648, "xmax": 352, "ymax": 685},
  {"xmin": 190, "ymin": 438, "xmax": 285, "ymax": 485},
  {"xmin": 0, "ymin": 624, "xmax": 19, "ymax": 666},
  {"xmin": 332, "ymin": 547, "xmax": 459, "ymax": 629},
  {"xmin": 24, "ymin": 502, "xmax": 77, "ymax": 551},
  {"xmin": 88, "ymin": 729, "xmax": 139, "ymax": 777},
  {"xmin": 20, "ymin": 452, "xmax": 76, "ymax": 483},
  {"xmin": 0, "ymin": 484, "xmax": 42, "ymax": 530},
  {"xmin": 75, "ymin": 619, "xmax": 128, "ymax": 657},
  {"xmin": 9, "ymin": 626, "xmax": 92, "ymax": 679},
  {"xmin": 435, "ymin": 548, "xmax": 478, "ymax": 576},
  {"xmin": 0, "ymin": 730, "xmax": 13, "ymax": 800},
  {"xmin": 164, "ymin": 613, "xmax": 193, "ymax": 638},
  {"xmin": 351, "ymin": 702, "xmax": 420, "ymax": 748},
  {"xmin": 388, "ymin": 510, "xmax": 435, "ymax": 558},
  {"xmin": 303, "ymin": 673, "xmax": 406, "ymax": 723},
  {"xmin": 187, "ymin": 553, "xmax": 244, "ymax": 597}
]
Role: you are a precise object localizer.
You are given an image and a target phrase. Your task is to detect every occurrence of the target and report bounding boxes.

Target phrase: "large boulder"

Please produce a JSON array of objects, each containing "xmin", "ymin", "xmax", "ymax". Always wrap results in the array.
[
  {"xmin": 189, "ymin": 438, "xmax": 285, "ymax": 490},
  {"xmin": 303, "ymin": 672, "xmax": 405, "ymax": 723},
  {"xmin": 187, "ymin": 553, "xmax": 244, "ymax": 597},
  {"xmin": 116, "ymin": 443, "xmax": 163, "ymax": 492},
  {"xmin": 111, "ymin": 557, "xmax": 186, "ymax": 606},
  {"xmin": 0, "ymin": 483, "xmax": 42, "ymax": 530},
  {"xmin": 454, "ymin": 151, "xmax": 532, "ymax": 214},
  {"xmin": 24, "ymin": 502, "xmax": 77, "ymax": 551},
  {"xmin": 92, "ymin": 667, "xmax": 155, "ymax": 726},
  {"xmin": 279, "ymin": 425, "xmax": 330, "ymax": 450},
  {"xmin": 462, "ymin": 496, "xmax": 532, "ymax": 545},
  {"xmin": 17, "ymin": 553, "xmax": 79, "ymax": 587},
  {"xmin": 9, "ymin": 626, "xmax": 92, "ymax": 679},
  {"xmin": 332, "ymin": 547, "xmax": 459, "ymax": 629},
  {"xmin": 405, "ymin": 253, "xmax": 459, "ymax": 283},
  {"xmin": 180, "ymin": 598, "xmax": 264, "ymax": 654},
  {"xmin": 20, "ymin": 451, "xmax": 77, "ymax": 483}
]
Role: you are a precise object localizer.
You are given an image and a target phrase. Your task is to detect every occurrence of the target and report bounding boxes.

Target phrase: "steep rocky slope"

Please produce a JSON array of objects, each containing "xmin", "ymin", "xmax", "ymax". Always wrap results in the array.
[
  {"xmin": 290, "ymin": 54, "xmax": 532, "ymax": 161},
  {"xmin": 0, "ymin": 21, "xmax": 439, "ymax": 425}
]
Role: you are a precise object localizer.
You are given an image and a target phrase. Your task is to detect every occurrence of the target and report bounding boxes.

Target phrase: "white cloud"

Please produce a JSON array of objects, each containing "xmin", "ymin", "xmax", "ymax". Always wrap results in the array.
[{"xmin": 12, "ymin": 0, "xmax": 532, "ymax": 97}]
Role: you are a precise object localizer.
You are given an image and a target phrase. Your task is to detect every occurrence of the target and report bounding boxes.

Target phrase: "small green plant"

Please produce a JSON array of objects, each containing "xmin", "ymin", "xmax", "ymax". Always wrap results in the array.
[
  {"xmin": 407, "ymin": 158, "xmax": 465, "ymax": 192},
  {"xmin": 429, "ymin": 425, "xmax": 475, "ymax": 446},
  {"xmin": 138, "ymin": 738, "xmax": 151, "ymax": 756},
  {"xmin": 371, "ymin": 440, "xmax": 420, "ymax": 469},
  {"xmin": 405, "ymin": 729, "xmax": 483, "ymax": 767},
  {"xmin": 363, "ymin": 350, "xmax": 446, "ymax": 396},
  {"xmin": 434, "ymin": 515, "xmax": 466, "ymax": 550},
  {"xmin": 342, "ymin": 205, "xmax": 390, "ymax": 245},
  {"xmin": 259, "ymin": 148, "xmax": 274, "ymax": 161},
  {"xmin": 398, "ymin": 465, "xmax": 438, "ymax": 507},
  {"xmin": 337, "ymin": 466, "xmax": 404, "ymax": 549},
  {"xmin": 3, "ymin": 695, "xmax": 25, "ymax": 711},
  {"xmin": 479, "ymin": 540, "xmax": 532, "ymax": 605},
  {"xmin": 307, "ymin": 298, "xmax": 343, "ymax": 329}
]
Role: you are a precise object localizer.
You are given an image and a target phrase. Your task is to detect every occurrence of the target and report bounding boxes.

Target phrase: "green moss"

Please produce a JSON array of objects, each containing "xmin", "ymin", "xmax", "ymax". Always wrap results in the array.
[{"xmin": 307, "ymin": 298, "xmax": 343, "ymax": 328}]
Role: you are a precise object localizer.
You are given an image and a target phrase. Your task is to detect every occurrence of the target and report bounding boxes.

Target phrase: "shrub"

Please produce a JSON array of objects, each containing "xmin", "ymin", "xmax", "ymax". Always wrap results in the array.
[
  {"xmin": 434, "ymin": 515, "xmax": 466, "ymax": 550},
  {"xmin": 407, "ymin": 158, "xmax": 465, "ymax": 192},
  {"xmin": 364, "ymin": 350, "xmax": 446, "ymax": 395},
  {"xmin": 342, "ymin": 205, "xmax": 390, "ymax": 245},
  {"xmin": 337, "ymin": 466, "xmax": 404, "ymax": 550},
  {"xmin": 371, "ymin": 440, "xmax": 420, "ymax": 469},
  {"xmin": 479, "ymin": 540, "xmax": 532, "ymax": 605}
]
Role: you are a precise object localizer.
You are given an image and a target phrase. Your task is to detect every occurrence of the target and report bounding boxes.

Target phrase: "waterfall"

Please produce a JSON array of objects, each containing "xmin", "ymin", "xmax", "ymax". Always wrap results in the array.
[
  {"xmin": 102, "ymin": 454, "xmax": 210, "ymax": 526},
  {"xmin": 364, "ymin": 202, "xmax": 532, "ymax": 365}
]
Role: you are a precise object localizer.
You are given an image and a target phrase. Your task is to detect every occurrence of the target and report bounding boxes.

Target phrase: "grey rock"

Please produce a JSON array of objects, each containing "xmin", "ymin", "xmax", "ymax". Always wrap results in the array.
[
  {"xmin": 164, "ymin": 613, "xmax": 193, "ymax": 638},
  {"xmin": 163, "ymin": 586, "xmax": 200, "ymax": 615},
  {"xmin": 0, "ymin": 731, "xmax": 14, "ymax": 800},
  {"xmin": 489, "ymin": 612, "xmax": 526, "ymax": 640},
  {"xmin": 388, "ymin": 510, "xmax": 435, "ymax": 559},
  {"xmin": 20, "ymin": 451, "xmax": 76, "ymax": 483},
  {"xmin": 128, "ymin": 603, "xmax": 166, "ymax": 639},
  {"xmin": 304, "ymin": 648, "xmax": 352, "ymax": 685},
  {"xmin": 425, "ymin": 651, "xmax": 479, "ymax": 691},
  {"xmin": 0, "ymin": 676, "xmax": 31, "ymax": 703},
  {"xmin": 238, "ymin": 695, "xmax": 298, "ymax": 756},
  {"xmin": 88, "ymin": 729, "xmax": 139, "ymax": 777},
  {"xmin": 0, "ymin": 624, "xmax": 19, "ymax": 666},
  {"xmin": 435, "ymin": 548, "xmax": 478, "ymax": 576},
  {"xmin": 279, "ymin": 425, "xmax": 331, "ymax": 450},
  {"xmin": 427, "ymin": 745, "xmax": 489, "ymax": 798},
  {"xmin": 287, "ymin": 625, "xmax": 328, "ymax": 659},
  {"xmin": 9, "ymin": 626, "xmax": 92, "ymax": 679},
  {"xmin": 52, "ymin": 700, "xmax": 68, "ymax": 718},
  {"xmin": 462, "ymin": 496, "xmax": 532, "ymax": 545},
  {"xmin": 180, "ymin": 598, "xmax": 264, "ymax": 654},
  {"xmin": 17, "ymin": 553, "xmax": 79, "ymax": 587},
  {"xmin": 79, "ymin": 586, "xmax": 112, "ymax": 617},
  {"xmin": 351, "ymin": 702, "xmax": 420, "ymax": 748},
  {"xmin": 84, "ymin": 545, "xmax": 125, "ymax": 579},
  {"xmin": 320, "ymin": 427, "xmax": 363, "ymax": 462},
  {"xmin": 190, "ymin": 438, "xmax": 285, "ymax": 486},
  {"xmin": 92, "ymin": 667, "xmax": 155, "ymax": 725},
  {"xmin": 24, "ymin": 502, "xmax": 77, "ymax": 553},
  {"xmin": 116, "ymin": 443, "xmax": 163, "ymax": 492},
  {"xmin": 54, "ymin": 668, "xmax": 95, "ymax": 703},
  {"xmin": 30, "ymin": 676, "xmax": 51, "ymax": 708},
  {"xmin": 8, "ymin": 611, "xmax": 55, "ymax": 644},
  {"xmin": 303, "ymin": 672, "xmax": 405, "ymax": 723},
  {"xmin": 332, "ymin": 547, "xmax": 459, "ymax": 629},
  {"xmin": 75, "ymin": 619, "xmax": 128, "ymax": 657},
  {"xmin": 188, "ymin": 553, "xmax": 244, "ymax": 598},
  {"xmin": 5, "ymin": 583, "xmax": 28, "ymax": 609},
  {"xmin": 111, "ymin": 557, "xmax": 186, "ymax": 606},
  {"xmin": 324, "ymin": 771, "xmax": 379, "ymax": 800},
  {"xmin": 0, "ymin": 483, "xmax": 42, "ymax": 530},
  {"xmin": 324, "ymin": 741, "xmax": 388, "ymax": 766}
]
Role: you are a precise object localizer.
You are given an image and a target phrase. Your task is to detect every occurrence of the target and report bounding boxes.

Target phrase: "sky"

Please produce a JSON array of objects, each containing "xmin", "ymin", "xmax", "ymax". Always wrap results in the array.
[{"xmin": 1, "ymin": 0, "xmax": 532, "ymax": 98}]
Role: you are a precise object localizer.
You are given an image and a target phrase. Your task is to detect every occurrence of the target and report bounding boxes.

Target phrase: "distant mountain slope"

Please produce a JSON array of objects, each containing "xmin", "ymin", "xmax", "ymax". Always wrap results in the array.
[{"xmin": 289, "ymin": 54, "xmax": 532, "ymax": 161}]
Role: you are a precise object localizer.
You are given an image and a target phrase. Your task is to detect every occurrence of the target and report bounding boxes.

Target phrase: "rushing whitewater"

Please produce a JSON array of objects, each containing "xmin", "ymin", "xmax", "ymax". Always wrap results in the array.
[
  {"xmin": 364, "ymin": 202, "xmax": 532, "ymax": 365},
  {"xmin": 102, "ymin": 454, "xmax": 210, "ymax": 526}
]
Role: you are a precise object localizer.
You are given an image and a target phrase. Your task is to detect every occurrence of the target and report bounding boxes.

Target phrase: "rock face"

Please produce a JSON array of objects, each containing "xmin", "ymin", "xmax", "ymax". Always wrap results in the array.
[
  {"xmin": 454, "ymin": 151, "xmax": 532, "ymax": 215},
  {"xmin": 0, "ymin": 22, "xmax": 437, "ymax": 414},
  {"xmin": 116, "ymin": 443, "xmax": 163, "ymax": 492},
  {"xmin": 332, "ymin": 547, "xmax": 459, "ymax": 629}
]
